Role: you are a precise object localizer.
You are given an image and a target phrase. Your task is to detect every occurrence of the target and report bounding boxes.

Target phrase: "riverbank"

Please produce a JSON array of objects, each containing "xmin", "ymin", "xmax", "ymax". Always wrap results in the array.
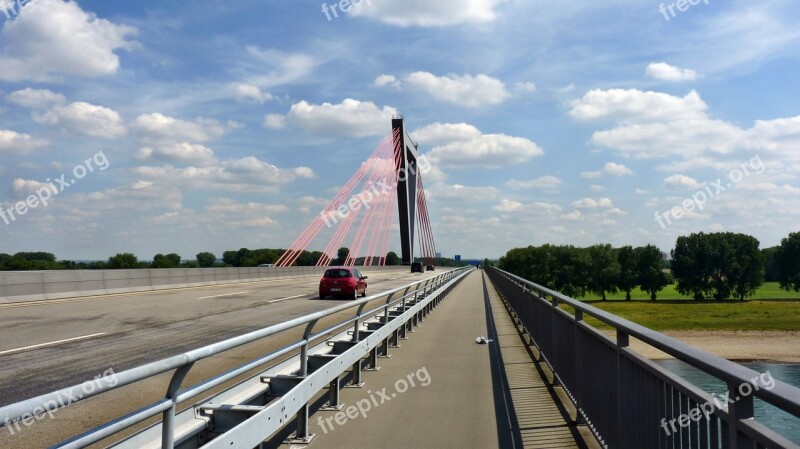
[{"xmin": 602, "ymin": 330, "xmax": 800, "ymax": 363}]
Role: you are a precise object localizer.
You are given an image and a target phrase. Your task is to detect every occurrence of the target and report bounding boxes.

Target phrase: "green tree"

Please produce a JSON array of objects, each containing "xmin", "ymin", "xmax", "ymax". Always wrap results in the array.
[
  {"xmin": 671, "ymin": 233, "xmax": 713, "ymax": 300},
  {"xmin": 196, "ymin": 252, "xmax": 216, "ymax": 268},
  {"xmin": 295, "ymin": 250, "xmax": 323, "ymax": 266},
  {"xmin": 385, "ymin": 251, "xmax": 400, "ymax": 265},
  {"xmin": 222, "ymin": 250, "xmax": 239, "ymax": 266},
  {"xmin": 552, "ymin": 245, "xmax": 588, "ymax": 298},
  {"xmin": 586, "ymin": 244, "xmax": 619, "ymax": 300},
  {"xmin": 108, "ymin": 253, "xmax": 138, "ymax": 269},
  {"xmin": 616, "ymin": 246, "xmax": 638, "ymax": 301},
  {"xmin": 724, "ymin": 233, "xmax": 764, "ymax": 301},
  {"xmin": 333, "ymin": 247, "xmax": 349, "ymax": 265},
  {"xmin": 776, "ymin": 232, "xmax": 800, "ymax": 292},
  {"xmin": 635, "ymin": 245, "xmax": 669, "ymax": 300},
  {"xmin": 165, "ymin": 253, "xmax": 181, "ymax": 266},
  {"xmin": 762, "ymin": 247, "xmax": 780, "ymax": 282}
]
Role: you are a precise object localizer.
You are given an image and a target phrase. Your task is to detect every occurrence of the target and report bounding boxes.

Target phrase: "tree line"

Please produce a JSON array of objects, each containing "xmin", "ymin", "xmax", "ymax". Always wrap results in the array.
[
  {"xmin": 498, "ymin": 231, "xmax": 800, "ymax": 301},
  {"xmin": 0, "ymin": 246, "xmax": 462, "ymax": 270},
  {"xmin": 499, "ymin": 243, "xmax": 669, "ymax": 300}
]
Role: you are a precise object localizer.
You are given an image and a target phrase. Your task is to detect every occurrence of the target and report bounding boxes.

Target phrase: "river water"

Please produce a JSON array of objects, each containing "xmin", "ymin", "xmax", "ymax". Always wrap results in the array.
[{"xmin": 655, "ymin": 360, "xmax": 800, "ymax": 444}]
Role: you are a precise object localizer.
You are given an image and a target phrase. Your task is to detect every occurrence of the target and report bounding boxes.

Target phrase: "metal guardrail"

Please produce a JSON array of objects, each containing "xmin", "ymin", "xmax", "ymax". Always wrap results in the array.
[
  {"xmin": 486, "ymin": 267, "xmax": 800, "ymax": 449},
  {"xmin": 0, "ymin": 266, "xmax": 473, "ymax": 448}
]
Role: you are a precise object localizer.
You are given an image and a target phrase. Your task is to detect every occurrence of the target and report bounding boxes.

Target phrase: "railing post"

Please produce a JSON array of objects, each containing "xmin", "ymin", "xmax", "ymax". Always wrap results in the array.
[
  {"xmin": 616, "ymin": 330, "xmax": 629, "ymax": 449},
  {"xmin": 727, "ymin": 380, "xmax": 755, "ymax": 449},
  {"xmin": 162, "ymin": 363, "xmax": 194, "ymax": 449}
]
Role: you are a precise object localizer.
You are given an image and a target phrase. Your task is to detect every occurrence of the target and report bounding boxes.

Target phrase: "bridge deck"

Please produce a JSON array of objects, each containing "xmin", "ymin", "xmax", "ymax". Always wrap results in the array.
[{"xmin": 297, "ymin": 270, "xmax": 597, "ymax": 449}]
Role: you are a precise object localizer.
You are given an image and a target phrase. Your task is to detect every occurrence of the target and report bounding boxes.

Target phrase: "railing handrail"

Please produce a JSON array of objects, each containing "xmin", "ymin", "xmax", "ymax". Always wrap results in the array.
[
  {"xmin": 489, "ymin": 266, "xmax": 800, "ymax": 418},
  {"xmin": 0, "ymin": 267, "xmax": 470, "ymax": 427}
]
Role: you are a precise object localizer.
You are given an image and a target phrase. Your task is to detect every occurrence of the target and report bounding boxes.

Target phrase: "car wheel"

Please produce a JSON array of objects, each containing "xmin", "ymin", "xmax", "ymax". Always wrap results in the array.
[
  {"xmin": 361, "ymin": 287, "xmax": 367, "ymax": 298},
  {"xmin": 319, "ymin": 293, "xmax": 325, "ymax": 299},
  {"xmin": 353, "ymin": 290, "xmax": 359, "ymax": 300}
]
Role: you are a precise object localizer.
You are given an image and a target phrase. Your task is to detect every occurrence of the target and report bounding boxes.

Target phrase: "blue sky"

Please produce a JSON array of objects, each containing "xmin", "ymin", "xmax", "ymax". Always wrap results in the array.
[{"xmin": 1, "ymin": 0, "xmax": 799, "ymax": 260}]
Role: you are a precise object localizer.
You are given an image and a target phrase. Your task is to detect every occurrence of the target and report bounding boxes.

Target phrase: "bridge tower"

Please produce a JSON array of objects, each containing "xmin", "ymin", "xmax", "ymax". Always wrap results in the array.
[{"xmin": 392, "ymin": 116, "xmax": 419, "ymax": 266}]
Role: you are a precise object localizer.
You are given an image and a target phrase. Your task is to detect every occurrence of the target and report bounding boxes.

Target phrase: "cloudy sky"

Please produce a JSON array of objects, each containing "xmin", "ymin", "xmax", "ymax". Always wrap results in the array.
[{"xmin": 1, "ymin": 0, "xmax": 799, "ymax": 260}]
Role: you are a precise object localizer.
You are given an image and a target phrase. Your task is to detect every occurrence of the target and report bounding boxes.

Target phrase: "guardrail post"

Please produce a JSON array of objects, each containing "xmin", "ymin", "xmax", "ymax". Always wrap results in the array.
[
  {"xmin": 353, "ymin": 304, "xmax": 367, "ymax": 342},
  {"xmin": 299, "ymin": 319, "xmax": 319, "ymax": 377},
  {"xmin": 162, "ymin": 363, "xmax": 194, "ymax": 449},
  {"xmin": 291, "ymin": 319, "xmax": 319, "ymax": 443}
]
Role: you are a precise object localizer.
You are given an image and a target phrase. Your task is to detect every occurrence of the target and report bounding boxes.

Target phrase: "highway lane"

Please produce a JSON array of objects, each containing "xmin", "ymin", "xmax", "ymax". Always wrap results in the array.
[{"xmin": 0, "ymin": 267, "xmax": 445, "ymax": 406}]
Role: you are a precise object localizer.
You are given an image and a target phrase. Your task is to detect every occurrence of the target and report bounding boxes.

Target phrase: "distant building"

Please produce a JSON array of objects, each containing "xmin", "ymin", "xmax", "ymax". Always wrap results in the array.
[{"xmin": 435, "ymin": 252, "xmax": 441, "ymax": 258}]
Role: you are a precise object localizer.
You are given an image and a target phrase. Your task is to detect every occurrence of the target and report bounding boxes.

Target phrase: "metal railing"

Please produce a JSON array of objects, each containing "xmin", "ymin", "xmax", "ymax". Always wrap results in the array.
[
  {"xmin": 0, "ymin": 266, "xmax": 472, "ymax": 448},
  {"xmin": 486, "ymin": 267, "xmax": 800, "ymax": 449}
]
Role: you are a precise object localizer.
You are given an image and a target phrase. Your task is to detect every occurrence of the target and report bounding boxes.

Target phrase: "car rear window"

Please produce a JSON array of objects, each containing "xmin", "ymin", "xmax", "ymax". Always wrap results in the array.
[{"xmin": 324, "ymin": 269, "xmax": 352, "ymax": 278}]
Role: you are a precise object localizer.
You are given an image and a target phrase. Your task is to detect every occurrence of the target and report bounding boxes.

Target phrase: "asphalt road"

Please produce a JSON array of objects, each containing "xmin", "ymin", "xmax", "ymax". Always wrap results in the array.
[{"xmin": 0, "ymin": 267, "xmax": 445, "ymax": 406}]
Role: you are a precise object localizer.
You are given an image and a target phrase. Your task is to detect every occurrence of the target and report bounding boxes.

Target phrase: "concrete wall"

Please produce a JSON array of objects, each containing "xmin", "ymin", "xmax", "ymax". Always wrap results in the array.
[{"xmin": 0, "ymin": 266, "xmax": 407, "ymax": 305}]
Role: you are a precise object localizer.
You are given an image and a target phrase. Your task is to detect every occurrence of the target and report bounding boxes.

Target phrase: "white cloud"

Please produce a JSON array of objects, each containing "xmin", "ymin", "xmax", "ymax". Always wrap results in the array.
[
  {"xmin": 372, "ymin": 74, "xmax": 400, "ymax": 88},
  {"xmin": 506, "ymin": 176, "xmax": 562, "ymax": 190},
  {"xmin": 493, "ymin": 199, "xmax": 523, "ymax": 212},
  {"xmin": 274, "ymin": 99, "xmax": 397, "ymax": 137},
  {"xmin": 349, "ymin": 0, "xmax": 499, "ymax": 27},
  {"xmin": 581, "ymin": 162, "xmax": 635, "ymax": 178},
  {"xmin": 136, "ymin": 143, "xmax": 216, "ymax": 165},
  {"xmin": 664, "ymin": 174, "xmax": 702, "ymax": 189},
  {"xmin": 571, "ymin": 89, "xmax": 707, "ymax": 122},
  {"xmin": 0, "ymin": 130, "xmax": 49, "ymax": 154},
  {"xmin": 413, "ymin": 122, "xmax": 543, "ymax": 169},
  {"xmin": 133, "ymin": 156, "xmax": 314, "ymax": 192},
  {"xmin": 133, "ymin": 113, "xmax": 231, "ymax": 143},
  {"xmin": 426, "ymin": 183, "xmax": 501, "ymax": 202},
  {"xmin": 560, "ymin": 210, "xmax": 583, "ymax": 221},
  {"xmin": 11, "ymin": 178, "xmax": 51, "ymax": 195},
  {"xmin": 264, "ymin": 113, "xmax": 287, "ymax": 129},
  {"xmin": 0, "ymin": 0, "xmax": 137, "ymax": 82},
  {"xmin": 570, "ymin": 197, "xmax": 614, "ymax": 209},
  {"xmin": 403, "ymin": 72, "xmax": 510, "ymax": 107},
  {"xmin": 590, "ymin": 184, "xmax": 605, "ymax": 192},
  {"xmin": 645, "ymin": 62, "xmax": 699, "ymax": 82},
  {"xmin": 240, "ymin": 47, "xmax": 318, "ymax": 88},
  {"xmin": 230, "ymin": 83, "xmax": 272, "ymax": 104},
  {"xmin": 293, "ymin": 166, "xmax": 317, "ymax": 179},
  {"xmin": 571, "ymin": 89, "xmax": 758, "ymax": 160},
  {"xmin": 411, "ymin": 123, "xmax": 482, "ymax": 146},
  {"xmin": 514, "ymin": 81, "xmax": 537, "ymax": 93},
  {"xmin": 33, "ymin": 102, "xmax": 126, "ymax": 139},
  {"xmin": 5, "ymin": 88, "xmax": 65, "ymax": 109}
]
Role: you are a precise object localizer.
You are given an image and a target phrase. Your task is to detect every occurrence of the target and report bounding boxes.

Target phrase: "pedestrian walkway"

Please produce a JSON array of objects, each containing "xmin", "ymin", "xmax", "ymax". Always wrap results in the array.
[{"xmin": 294, "ymin": 270, "xmax": 598, "ymax": 449}]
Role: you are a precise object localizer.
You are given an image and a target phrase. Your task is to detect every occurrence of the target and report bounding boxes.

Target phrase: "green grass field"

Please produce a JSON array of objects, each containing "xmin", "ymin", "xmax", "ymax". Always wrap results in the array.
[{"xmin": 554, "ymin": 283, "xmax": 800, "ymax": 331}]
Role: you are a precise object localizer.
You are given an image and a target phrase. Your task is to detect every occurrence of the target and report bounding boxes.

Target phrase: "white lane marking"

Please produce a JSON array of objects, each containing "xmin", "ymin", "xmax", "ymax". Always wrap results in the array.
[
  {"xmin": 198, "ymin": 291, "xmax": 249, "ymax": 300},
  {"xmin": 0, "ymin": 333, "xmax": 107, "ymax": 356},
  {"xmin": 268, "ymin": 294, "xmax": 307, "ymax": 303}
]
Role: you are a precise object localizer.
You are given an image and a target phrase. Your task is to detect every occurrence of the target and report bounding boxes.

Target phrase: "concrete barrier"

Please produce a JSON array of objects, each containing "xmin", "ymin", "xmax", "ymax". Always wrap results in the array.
[{"xmin": 0, "ymin": 265, "xmax": 409, "ymax": 305}]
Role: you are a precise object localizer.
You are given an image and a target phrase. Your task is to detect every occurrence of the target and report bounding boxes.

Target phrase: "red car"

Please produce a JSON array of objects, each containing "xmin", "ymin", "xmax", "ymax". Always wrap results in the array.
[{"xmin": 319, "ymin": 267, "xmax": 368, "ymax": 299}]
